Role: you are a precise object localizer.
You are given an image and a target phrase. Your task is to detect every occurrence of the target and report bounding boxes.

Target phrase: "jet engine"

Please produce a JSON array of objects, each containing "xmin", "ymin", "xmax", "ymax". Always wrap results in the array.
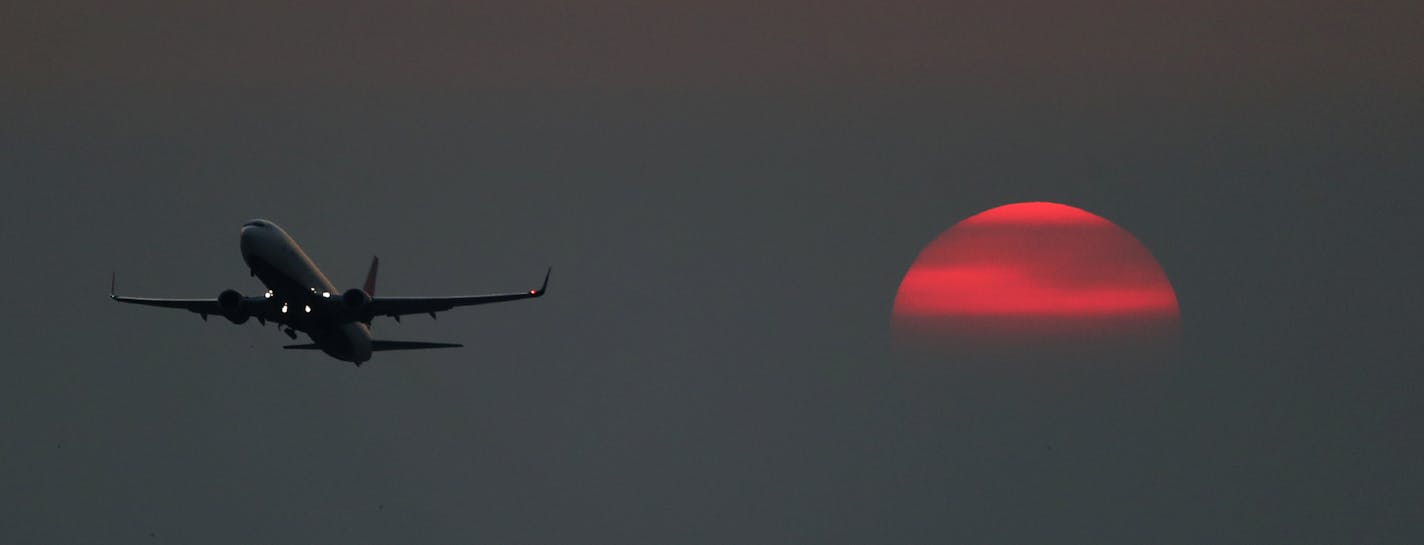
[
  {"xmin": 217, "ymin": 289, "xmax": 249, "ymax": 324},
  {"xmin": 342, "ymin": 288, "xmax": 371, "ymax": 310}
]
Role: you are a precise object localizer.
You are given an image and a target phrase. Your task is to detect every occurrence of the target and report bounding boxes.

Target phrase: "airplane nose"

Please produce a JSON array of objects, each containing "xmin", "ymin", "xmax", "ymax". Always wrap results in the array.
[{"xmin": 240, "ymin": 225, "xmax": 260, "ymax": 258}]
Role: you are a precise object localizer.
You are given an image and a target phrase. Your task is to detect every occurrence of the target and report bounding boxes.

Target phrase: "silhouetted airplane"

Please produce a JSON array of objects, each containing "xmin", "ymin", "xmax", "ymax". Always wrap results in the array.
[{"xmin": 111, "ymin": 219, "xmax": 548, "ymax": 365}]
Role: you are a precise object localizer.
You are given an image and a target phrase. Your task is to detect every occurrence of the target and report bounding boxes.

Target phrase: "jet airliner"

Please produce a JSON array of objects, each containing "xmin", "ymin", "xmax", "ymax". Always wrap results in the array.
[{"xmin": 111, "ymin": 219, "xmax": 548, "ymax": 365}]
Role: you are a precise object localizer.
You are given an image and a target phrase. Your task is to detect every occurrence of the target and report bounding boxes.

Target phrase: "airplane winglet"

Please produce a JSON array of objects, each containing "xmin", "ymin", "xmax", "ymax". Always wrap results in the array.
[
  {"xmin": 533, "ymin": 267, "xmax": 551, "ymax": 296},
  {"xmin": 110, "ymin": 272, "xmax": 117, "ymax": 299}
]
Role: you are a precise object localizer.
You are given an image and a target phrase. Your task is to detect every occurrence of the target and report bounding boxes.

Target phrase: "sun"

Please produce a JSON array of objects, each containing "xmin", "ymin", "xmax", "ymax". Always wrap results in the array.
[{"xmin": 892, "ymin": 202, "xmax": 1180, "ymax": 356}]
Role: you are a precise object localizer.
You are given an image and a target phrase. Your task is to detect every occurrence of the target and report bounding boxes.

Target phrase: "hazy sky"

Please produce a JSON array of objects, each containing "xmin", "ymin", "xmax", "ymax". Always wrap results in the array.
[{"xmin": 3, "ymin": 1, "xmax": 1422, "ymax": 543}]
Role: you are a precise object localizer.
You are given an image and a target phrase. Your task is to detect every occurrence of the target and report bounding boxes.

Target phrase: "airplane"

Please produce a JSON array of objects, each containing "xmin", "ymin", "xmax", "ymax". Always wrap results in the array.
[{"xmin": 111, "ymin": 219, "xmax": 549, "ymax": 366}]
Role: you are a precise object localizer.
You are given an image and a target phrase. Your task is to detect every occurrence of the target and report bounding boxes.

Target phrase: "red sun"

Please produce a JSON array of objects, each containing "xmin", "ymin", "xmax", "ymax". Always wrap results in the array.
[{"xmin": 892, "ymin": 202, "xmax": 1180, "ymax": 357}]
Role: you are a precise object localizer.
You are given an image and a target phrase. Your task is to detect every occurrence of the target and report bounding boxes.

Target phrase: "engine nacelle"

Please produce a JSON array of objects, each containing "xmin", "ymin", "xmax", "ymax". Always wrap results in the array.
[
  {"xmin": 342, "ymin": 288, "xmax": 371, "ymax": 310},
  {"xmin": 217, "ymin": 289, "xmax": 249, "ymax": 324}
]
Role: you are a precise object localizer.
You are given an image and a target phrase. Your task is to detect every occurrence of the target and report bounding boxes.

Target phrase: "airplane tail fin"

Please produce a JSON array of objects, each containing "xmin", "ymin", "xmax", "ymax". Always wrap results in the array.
[{"xmin": 363, "ymin": 256, "xmax": 379, "ymax": 296}]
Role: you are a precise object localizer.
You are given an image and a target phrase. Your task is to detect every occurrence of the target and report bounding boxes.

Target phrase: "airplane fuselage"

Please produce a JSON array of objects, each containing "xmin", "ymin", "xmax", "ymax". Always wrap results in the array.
[{"xmin": 240, "ymin": 220, "xmax": 373, "ymax": 363}]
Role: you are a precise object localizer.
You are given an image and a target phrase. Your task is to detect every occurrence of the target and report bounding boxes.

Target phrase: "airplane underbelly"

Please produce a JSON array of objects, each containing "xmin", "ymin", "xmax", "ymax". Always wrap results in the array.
[{"xmin": 309, "ymin": 322, "xmax": 372, "ymax": 363}]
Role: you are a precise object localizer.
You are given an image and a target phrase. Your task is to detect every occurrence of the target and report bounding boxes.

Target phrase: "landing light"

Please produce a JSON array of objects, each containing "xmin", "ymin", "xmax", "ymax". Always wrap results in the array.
[
  {"xmin": 265, "ymin": 290, "xmax": 273, "ymax": 298},
  {"xmin": 304, "ymin": 305, "xmax": 311, "ymax": 313},
  {"xmin": 322, "ymin": 291, "xmax": 330, "ymax": 298},
  {"xmin": 281, "ymin": 303, "xmax": 288, "ymax": 314}
]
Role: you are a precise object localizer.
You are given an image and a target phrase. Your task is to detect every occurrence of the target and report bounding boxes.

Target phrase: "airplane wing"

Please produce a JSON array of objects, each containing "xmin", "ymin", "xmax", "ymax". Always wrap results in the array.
[
  {"xmin": 111, "ymin": 294, "xmax": 226, "ymax": 314},
  {"xmin": 365, "ymin": 268, "xmax": 549, "ymax": 320},
  {"xmin": 108, "ymin": 273, "xmax": 229, "ymax": 317}
]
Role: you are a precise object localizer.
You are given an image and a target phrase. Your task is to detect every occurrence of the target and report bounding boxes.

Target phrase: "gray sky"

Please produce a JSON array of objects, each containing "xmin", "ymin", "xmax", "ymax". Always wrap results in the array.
[{"xmin": 3, "ymin": 1, "xmax": 1422, "ymax": 543}]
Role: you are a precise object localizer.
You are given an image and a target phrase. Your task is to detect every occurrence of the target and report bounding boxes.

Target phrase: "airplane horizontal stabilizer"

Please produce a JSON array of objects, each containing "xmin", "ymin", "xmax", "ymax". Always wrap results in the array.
[
  {"xmin": 371, "ymin": 340, "xmax": 464, "ymax": 351},
  {"xmin": 283, "ymin": 341, "xmax": 463, "ymax": 350}
]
